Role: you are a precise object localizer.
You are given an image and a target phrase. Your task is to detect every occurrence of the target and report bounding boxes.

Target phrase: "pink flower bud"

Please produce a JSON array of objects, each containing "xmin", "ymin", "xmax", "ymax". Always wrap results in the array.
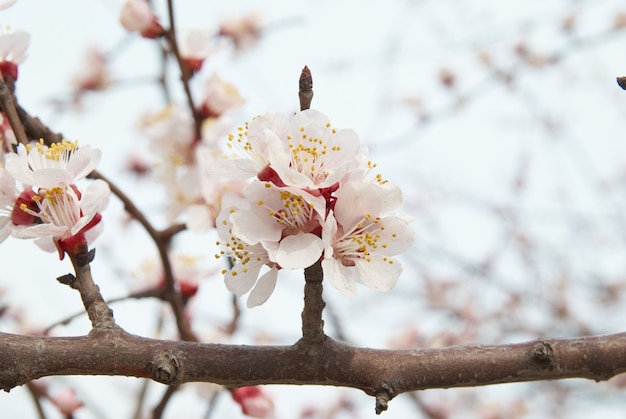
[
  {"xmin": 119, "ymin": 0, "xmax": 164, "ymax": 39},
  {"xmin": 50, "ymin": 387, "xmax": 84, "ymax": 416},
  {"xmin": 231, "ymin": 386, "xmax": 274, "ymax": 418}
]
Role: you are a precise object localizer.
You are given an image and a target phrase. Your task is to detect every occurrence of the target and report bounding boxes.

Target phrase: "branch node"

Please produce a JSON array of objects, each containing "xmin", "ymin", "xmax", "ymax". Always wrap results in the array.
[
  {"xmin": 56, "ymin": 274, "xmax": 76, "ymax": 288},
  {"xmin": 374, "ymin": 384, "xmax": 393, "ymax": 415},
  {"xmin": 148, "ymin": 350, "xmax": 181, "ymax": 385},
  {"xmin": 531, "ymin": 341, "xmax": 555, "ymax": 368}
]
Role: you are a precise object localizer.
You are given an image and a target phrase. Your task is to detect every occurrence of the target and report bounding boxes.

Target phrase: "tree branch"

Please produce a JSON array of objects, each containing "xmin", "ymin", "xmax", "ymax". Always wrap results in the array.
[
  {"xmin": 299, "ymin": 259, "xmax": 326, "ymax": 348},
  {"xmin": 2, "ymin": 330, "xmax": 626, "ymax": 414},
  {"xmin": 64, "ymin": 245, "xmax": 117, "ymax": 331}
]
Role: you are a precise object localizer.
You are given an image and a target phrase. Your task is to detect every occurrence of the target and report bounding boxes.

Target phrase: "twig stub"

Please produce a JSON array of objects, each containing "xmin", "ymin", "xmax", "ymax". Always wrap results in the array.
[{"xmin": 299, "ymin": 65, "xmax": 313, "ymax": 111}]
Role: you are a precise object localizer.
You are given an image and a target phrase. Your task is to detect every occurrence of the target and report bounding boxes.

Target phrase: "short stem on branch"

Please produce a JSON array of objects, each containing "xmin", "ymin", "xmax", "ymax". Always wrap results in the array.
[
  {"xmin": 300, "ymin": 259, "xmax": 326, "ymax": 346},
  {"xmin": 66, "ymin": 245, "xmax": 117, "ymax": 331}
]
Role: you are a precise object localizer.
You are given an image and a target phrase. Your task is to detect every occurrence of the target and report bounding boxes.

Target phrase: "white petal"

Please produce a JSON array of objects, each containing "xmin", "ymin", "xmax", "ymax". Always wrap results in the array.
[
  {"xmin": 246, "ymin": 267, "xmax": 278, "ymax": 307},
  {"xmin": 231, "ymin": 208, "xmax": 281, "ymax": 244},
  {"xmin": 4, "ymin": 150, "xmax": 34, "ymax": 185},
  {"xmin": 31, "ymin": 168, "xmax": 74, "ymax": 189},
  {"xmin": 80, "ymin": 179, "xmax": 110, "ymax": 214},
  {"xmin": 185, "ymin": 204, "xmax": 212, "ymax": 233},
  {"xmin": 376, "ymin": 216, "xmax": 414, "ymax": 256},
  {"xmin": 274, "ymin": 232, "xmax": 323, "ymax": 269},
  {"xmin": 224, "ymin": 262, "xmax": 262, "ymax": 296},
  {"xmin": 334, "ymin": 182, "xmax": 382, "ymax": 228},
  {"xmin": 322, "ymin": 258, "xmax": 357, "ymax": 299},
  {"xmin": 67, "ymin": 146, "xmax": 101, "ymax": 180},
  {"xmin": 355, "ymin": 255, "xmax": 402, "ymax": 292}
]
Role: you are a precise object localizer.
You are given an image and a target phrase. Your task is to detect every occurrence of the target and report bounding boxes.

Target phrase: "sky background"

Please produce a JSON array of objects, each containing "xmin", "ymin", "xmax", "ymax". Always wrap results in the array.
[{"xmin": 3, "ymin": 0, "xmax": 626, "ymax": 417}]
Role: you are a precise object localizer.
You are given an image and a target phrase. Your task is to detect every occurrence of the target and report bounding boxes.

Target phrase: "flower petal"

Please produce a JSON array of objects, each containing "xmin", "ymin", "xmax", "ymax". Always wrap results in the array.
[
  {"xmin": 322, "ymin": 258, "xmax": 357, "ymax": 298},
  {"xmin": 273, "ymin": 232, "xmax": 323, "ymax": 269},
  {"xmin": 355, "ymin": 255, "xmax": 402, "ymax": 292},
  {"xmin": 246, "ymin": 267, "xmax": 278, "ymax": 308}
]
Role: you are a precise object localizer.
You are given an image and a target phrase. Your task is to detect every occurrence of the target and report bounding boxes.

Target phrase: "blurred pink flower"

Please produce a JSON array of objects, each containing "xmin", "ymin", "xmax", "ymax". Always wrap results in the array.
[
  {"xmin": 71, "ymin": 46, "xmax": 110, "ymax": 92},
  {"xmin": 179, "ymin": 29, "xmax": 219, "ymax": 73},
  {"xmin": 199, "ymin": 73, "xmax": 245, "ymax": 119},
  {"xmin": 0, "ymin": 0, "xmax": 16, "ymax": 10},
  {"xmin": 218, "ymin": 12, "xmax": 263, "ymax": 51},
  {"xmin": 0, "ymin": 27, "xmax": 29, "ymax": 80},
  {"xmin": 231, "ymin": 386, "xmax": 274, "ymax": 418},
  {"xmin": 50, "ymin": 387, "xmax": 84, "ymax": 416},
  {"xmin": 119, "ymin": 0, "xmax": 164, "ymax": 39}
]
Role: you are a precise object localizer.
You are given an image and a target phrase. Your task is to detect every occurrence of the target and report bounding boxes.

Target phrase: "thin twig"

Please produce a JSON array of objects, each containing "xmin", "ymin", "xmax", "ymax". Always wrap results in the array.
[
  {"xmin": 164, "ymin": 0, "xmax": 202, "ymax": 139},
  {"xmin": 66, "ymin": 245, "xmax": 117, "ymax": 331},
  {"xmin": 0, "ymin": 73, "xmax": 29, "ymax": 145}
]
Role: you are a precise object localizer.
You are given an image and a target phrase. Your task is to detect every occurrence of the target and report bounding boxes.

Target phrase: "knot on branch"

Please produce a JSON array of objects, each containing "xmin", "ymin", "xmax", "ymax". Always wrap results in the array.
[
  {"xmin": 530, "ymin": 341, "xmax": 555, "ymax": 369},
  {"xmin": 374, "ymin": 384, "xmax": 394, "ymax": 415},
  {"xmin": 148, "ymin": 350, "xmax": 181, "ymax": 385}
]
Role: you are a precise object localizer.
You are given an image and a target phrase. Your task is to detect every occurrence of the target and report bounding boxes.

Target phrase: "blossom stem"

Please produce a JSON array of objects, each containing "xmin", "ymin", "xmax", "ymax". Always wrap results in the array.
[
  {"xmin": 66, "ymin": 245, "xmax": 117, "ymax": 330},
  {"xmin": 300, "ymin": 259, "xmax": 326, "ymax": 347},
  {"xmin": 0, "ymin": 72, "xmax": 29, "ymax": 146},
  {"xmin": 299, "ymin": 65, "xmax": 313, "ymax": 111},
  {"xmin": 164, "ymin": 0, "xmax": 202, "ymax": 139}
]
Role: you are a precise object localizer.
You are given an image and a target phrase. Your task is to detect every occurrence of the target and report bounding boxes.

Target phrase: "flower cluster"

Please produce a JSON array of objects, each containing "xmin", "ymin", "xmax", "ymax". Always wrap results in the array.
[
  {"xmin": 214, "ymin": 109, "xmax": 414, "ymax": 307},
  {"xmin": 0, "ymin": 139, "xmax": 109, "ymax": 259}
]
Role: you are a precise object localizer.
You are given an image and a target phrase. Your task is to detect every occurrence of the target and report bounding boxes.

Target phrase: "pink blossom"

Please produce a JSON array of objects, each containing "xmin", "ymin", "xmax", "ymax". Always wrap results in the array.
[
  {"xmin": 0, "ymin": 0, "xmax": 16, "ymax": 10},
  {"xmin": 231, "ymin": 386, "xmax": 274, "ymax": 418},
  {"xmin": 0, "ymin": 27, "xmax": 30, "ymax": 80},
  {"xmin": 71, "ymin": 46, "xmax": 110, "ymax": 92},
  {"xmin": 179, "ymin": 29, "xmax": 219, "ymax": 73},
  {"xmin": 321, "ymin": 181, "xmax": 413, "ymax": 298},
  {"xmin": 216, "ymin": 194, "xmax": 279, "ymax": 308},
  {"xmin": 5, "ymin": 140, "xmax": 101, "ymax": 189},
  {"xmin": 200, "ymin": 73, "xmax": 245, "ymax": 119},
  {"xmin": 218, "ymin": 12, "xmax": 263, "ymax": 51},
  {"xmin": 50, "ymin": 387, "xmax": 84, "ymax": 416},
  {"xmin": 119, "ymin": 0, "xmax": 164, "ymax": 39}
]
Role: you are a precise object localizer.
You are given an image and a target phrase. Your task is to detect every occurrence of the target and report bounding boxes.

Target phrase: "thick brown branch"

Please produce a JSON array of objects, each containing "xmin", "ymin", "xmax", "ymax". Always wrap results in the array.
[{"xmin": 3, "ymin": 330, "xmax": 626, "ymax": 413}]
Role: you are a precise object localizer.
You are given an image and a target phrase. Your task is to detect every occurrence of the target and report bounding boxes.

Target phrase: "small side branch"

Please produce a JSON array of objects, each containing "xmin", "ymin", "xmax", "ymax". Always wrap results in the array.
[
  {"xmin": 299, "ymin": 260, "xmax": 326, "ymax": 347},
  {"xmin": 0, "ymin": 74, "xmax": 29, "ymax": 145},
  {"xmin": 66, "ymin": 246, "xmax": 117, "ymax": 331}
]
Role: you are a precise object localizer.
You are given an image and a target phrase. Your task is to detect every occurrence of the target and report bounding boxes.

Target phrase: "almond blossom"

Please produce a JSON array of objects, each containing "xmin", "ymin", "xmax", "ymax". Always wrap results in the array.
[
  {"xmin": 0, "ymin": 26, "xmax": 30, "ymax": 80},
  {"xmin": 218, "ymin": 12, "xmax": 263, "ymax": 51},
  {"xmin": 0, "ymin": 166, "xmax": 17, "ymax": 242},
  {"xmin": 231, "ymin": 386, "xmax": 274, "ymax": 418},
  {"xmin": 0, "ymin": 0, "xmax": 16, "ymax": 10},
  {"xmin": 119, "ymin": 0, "xmax": 164, "ymax": 39},
  {"xmin": 4, "ymin": 139, "xmax": 101, "ymax": 189},
  {"xmin": 10, "ymin": 178, "xmax": 109, "ymax": 258},
  {"xmin": 215, "ymin": 109, "xmax": 361, "ymax": 187},
  {"xmin": 2, "ymin": 140, "xmax": 109, "ymax": 258},
  {"xmin": 321, "ymin": 181, "xmax": 414, "ymax": 298},
  {"xmin": 178, "ymin": 29, "xmax": 219, "ymax": 73},
  {"xmin": 215, "ymin": 195, "xmax": 279, "ymax": 308},
  {"xmin": 211, "ymin": 109, "xmax": 414, "ymax": 306},
  {"xmin": 200, "ymin": 73, "xmax": 245, "ymax": 119}
]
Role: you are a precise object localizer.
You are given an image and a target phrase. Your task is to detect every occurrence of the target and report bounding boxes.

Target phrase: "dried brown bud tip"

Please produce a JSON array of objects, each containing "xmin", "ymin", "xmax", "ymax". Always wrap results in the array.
[{"xmin": 299, "ymin": 65, "xmax": 314, "ymax": 111}]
